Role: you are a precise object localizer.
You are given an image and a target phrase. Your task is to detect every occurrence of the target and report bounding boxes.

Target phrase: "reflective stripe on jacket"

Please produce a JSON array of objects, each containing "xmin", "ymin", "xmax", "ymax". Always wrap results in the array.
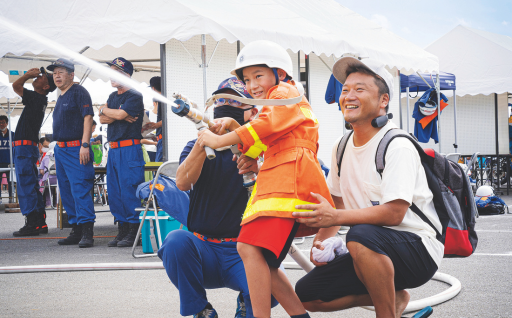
[{"xmin": 235, "ymin": 82, "xmax": 334, "ymax": 236}]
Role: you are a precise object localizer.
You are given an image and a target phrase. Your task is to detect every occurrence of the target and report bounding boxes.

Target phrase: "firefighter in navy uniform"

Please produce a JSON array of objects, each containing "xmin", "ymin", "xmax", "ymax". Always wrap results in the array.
[
  {"xmin": 99, "ymin": 57, "xmax": 145, "ymax": 247},
  {"xmin": 11, "ymin": 67, "xmax": 57, "ymax": 236}
]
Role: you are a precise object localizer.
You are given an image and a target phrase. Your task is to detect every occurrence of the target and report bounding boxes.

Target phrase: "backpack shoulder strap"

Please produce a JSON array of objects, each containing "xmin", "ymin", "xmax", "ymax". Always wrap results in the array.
[
  {"xmin": 375, "ymin": 128, "xmax": 442, "ymax": 241},
  {"xmin": 336, "ymin": 130, "xmax": 354, "ymax": 177},
  {"xmin": 375, "ymin": 128, "xmax": 423, "ymax": 176}
]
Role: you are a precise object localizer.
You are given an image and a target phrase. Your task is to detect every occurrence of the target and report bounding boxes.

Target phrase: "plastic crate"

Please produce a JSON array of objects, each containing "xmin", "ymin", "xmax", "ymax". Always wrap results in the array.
[{"xmin": 139, "ymin": 210, "xmax": 186, "ymax": 253}]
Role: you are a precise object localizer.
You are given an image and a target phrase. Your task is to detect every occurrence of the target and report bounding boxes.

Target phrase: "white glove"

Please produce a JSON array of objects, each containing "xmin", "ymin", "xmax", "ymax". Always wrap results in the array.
[{"xmin": 312, "ymin": 237, "xmax": 349, "ymax": 263}]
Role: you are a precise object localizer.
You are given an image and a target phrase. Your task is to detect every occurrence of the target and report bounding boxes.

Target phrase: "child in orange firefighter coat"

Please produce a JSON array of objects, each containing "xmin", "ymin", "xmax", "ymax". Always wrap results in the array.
[{"xmin": 197, "ymin": 40, "xmax": 333, "ymax": 318}]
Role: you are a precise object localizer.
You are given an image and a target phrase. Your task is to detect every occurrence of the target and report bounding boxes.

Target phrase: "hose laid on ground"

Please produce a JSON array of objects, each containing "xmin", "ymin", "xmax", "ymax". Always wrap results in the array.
[{"xmin": 0, "ymin": 246, "xmax": 460, "ymax": 314}]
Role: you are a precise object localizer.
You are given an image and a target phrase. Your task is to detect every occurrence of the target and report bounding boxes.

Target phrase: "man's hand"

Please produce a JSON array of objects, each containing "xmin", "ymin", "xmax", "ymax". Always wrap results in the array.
[
  {"xmin": 233, "ymin": 154, "xmax": 259, "ymax": 174},
  {"xmin": 142, "ymin": 122, "xmax": 158, "ymax": 131},
  {"xmin": 79, "ymin": 147, "xmax": 90, "ymax": 165},
  {"xmin": 25, "ymin": 68, "xmax": 41, "ymax": 78},
  {"xmin": 197, "ymin": 129, "xmax": 221, "ymax": 149},
  {"xmin": 293, "ymin": 192, "xmax": 339, "ymax": 228},
  {"xmin": 124, "ymin": 115, "xmax": 138, "ymax": 123}
]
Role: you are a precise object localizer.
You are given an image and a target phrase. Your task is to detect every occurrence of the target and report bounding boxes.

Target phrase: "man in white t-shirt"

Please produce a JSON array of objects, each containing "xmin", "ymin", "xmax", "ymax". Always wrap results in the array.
[{"xmin": 293, "ymin": 57, "xmax": 444, "ymax": 318}]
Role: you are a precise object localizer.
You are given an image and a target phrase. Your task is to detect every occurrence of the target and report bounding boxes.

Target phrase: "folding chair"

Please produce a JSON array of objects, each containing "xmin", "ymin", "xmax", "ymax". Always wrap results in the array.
[
  {"xmin": 445, "ymin": 153, "xmax": 461, "ymax": 163},
  {"xmin": 131, "ymin": 160, "xmax": 181, "ymax": 258}
]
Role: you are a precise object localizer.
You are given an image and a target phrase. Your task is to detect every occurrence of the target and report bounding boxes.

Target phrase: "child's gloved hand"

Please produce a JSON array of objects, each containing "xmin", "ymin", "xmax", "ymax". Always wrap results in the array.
[{"xmin": 312, "ymin": 237, "xmax": 349, "ymax": 263}]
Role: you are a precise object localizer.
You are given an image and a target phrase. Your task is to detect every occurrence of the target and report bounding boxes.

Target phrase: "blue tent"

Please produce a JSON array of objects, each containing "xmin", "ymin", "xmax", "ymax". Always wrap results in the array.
[
  {"xmin": 400, "ymin": 72, "xmax": 456, "ymax": 93},
  {"xmin": 399, "ymin": 72, "xmax": 458, "ymax": 152}
]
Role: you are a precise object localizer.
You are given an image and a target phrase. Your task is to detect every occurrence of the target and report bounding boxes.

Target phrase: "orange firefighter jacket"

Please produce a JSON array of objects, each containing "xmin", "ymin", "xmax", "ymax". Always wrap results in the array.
[{"xmin": 235, "ymin": 81, "xmax": 335, "ymax": 237}]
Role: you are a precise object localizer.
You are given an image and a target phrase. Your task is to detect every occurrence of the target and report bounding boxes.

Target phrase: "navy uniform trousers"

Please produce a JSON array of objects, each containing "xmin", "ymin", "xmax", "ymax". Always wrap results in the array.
[
  {"xmin": 158, "ymin": 230, "xmax": 279, "ymax": 317},
  {"xmin": 14, "ymin": 145, "xmax": 44, "ymax": 216},
  {"xmin": 106, "ymin": 144, "xmax": 145, "ymax": 223},
  {"xmin": 155, "ymin": 139, "xmax": 163, "ymax": 162},
  {"xmin": 54, "ymin": 145, "xmax": 95, "ymax": 224}
]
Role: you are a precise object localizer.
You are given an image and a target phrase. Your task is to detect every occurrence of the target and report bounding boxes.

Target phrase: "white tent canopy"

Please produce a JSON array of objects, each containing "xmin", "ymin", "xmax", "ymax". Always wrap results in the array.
[
  {"xmin": 426, "ymin": 25, "xmax": 512, "ymax": 97},
  {"xmin": 0, "ymin": 77, "xmax": 19, "ymax": 100},
  {"xmin": 0, "ymin": 0, "xmax": 438, "ymax": 75}
]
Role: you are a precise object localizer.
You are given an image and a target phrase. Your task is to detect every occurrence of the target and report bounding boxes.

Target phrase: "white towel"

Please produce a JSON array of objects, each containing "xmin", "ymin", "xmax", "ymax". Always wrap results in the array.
[{"xmin": 312, "ymin": 237, "xmax": 349, "ymax": 263}]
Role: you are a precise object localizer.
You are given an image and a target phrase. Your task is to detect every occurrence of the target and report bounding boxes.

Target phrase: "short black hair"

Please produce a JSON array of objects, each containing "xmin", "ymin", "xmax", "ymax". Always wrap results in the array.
[
  {"xmin": 345, "ymin": 64, "xmax": 390, "ymax": 113},
  {"xmin": 39, "ymin": 136, "xmax": 50, "ymax": 144},
  {"xmin": 149, "ymin": 76, "xmax": 161, "ymax": 92},
  {"xmin": 0, "ymin": 115, "xmax": 8, "ymax": 123}
]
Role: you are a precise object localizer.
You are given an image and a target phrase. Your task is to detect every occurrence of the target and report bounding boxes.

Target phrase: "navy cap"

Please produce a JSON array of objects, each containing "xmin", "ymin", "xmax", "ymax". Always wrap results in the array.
[
  {"xmin": 46, "ymin": 74, "xmax": 57, "ymax": 92},
  {"xmin": 149, "ymin": 76, "xmax": 161, "ymax": 91},
  {"xmin": 47, "ymin": 58, "xmax": 75, "ymax": 72},
  {"xmin": 212, "ymin": 77, "xmax": 252, "ymax": 98},
  {"xmin": 107, "ymin": 57, "xmax": 134, "ymax": 76}
]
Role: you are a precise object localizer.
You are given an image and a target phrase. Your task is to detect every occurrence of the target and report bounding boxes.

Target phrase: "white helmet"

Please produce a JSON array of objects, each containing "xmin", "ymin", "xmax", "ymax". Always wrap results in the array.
[
  {"xmin": 475, "ymin": 185, "xmax": 494, "ymax": 197},
  {"xmin": 231, "ymin": 40, "xmax": 293, "ymax": 81},
  {"xmin": 419, "ymin": 100, "xmax": 437, "ymax": 116}
]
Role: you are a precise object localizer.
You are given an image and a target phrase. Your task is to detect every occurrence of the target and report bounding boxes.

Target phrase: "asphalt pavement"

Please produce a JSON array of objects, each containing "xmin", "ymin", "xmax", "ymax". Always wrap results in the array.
[{"xmin": 1, "ymin": 197, "xmax": 512, "ymax": 318}]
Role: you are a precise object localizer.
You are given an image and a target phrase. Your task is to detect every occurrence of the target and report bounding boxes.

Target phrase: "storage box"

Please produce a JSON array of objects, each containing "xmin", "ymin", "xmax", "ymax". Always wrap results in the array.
[{"xmin": 139, "ymin": 210, "xmax": 186, "ymax": 253}]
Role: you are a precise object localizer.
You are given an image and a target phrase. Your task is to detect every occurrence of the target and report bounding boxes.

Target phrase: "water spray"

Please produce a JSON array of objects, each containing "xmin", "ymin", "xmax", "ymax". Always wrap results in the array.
[{"xmin": 0, "ymin": 17, "xmax": 173, "ymax": 108}]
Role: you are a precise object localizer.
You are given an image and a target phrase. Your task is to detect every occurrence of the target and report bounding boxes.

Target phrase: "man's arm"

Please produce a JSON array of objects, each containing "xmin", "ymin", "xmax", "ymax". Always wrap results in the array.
[
  {"xmin": 175, "ymin": 142, "xmax": 207, "ymax": 191},
  {"xmin": 12, "ymin": 68, "xmax": 40, "ymax": 97},
  {"xmin": 309, "ymin": 195, "xmax": 343, "ymax": 266},
  {"xmin": 294, "ymin": 193, "xmax": 409, "ymax": 228},
  {"xmin": 80, "ymin": 115, "xmax": 93, "ymax": 165},
  {"xmin": 100, "ymin": 105, "xmax": 131, "ymax": 121}
]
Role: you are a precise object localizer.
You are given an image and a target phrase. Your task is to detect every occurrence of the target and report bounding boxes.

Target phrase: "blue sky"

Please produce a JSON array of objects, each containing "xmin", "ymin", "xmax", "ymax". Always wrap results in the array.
[{"xmin": 335, "ymin": 0, "xmax": 512, "ymax": 48}]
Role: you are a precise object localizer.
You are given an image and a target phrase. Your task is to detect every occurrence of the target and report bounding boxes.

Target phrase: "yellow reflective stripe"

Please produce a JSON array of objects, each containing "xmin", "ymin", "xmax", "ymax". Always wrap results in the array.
[
  {"xmin": 300, "ymin": 107, "xmax": 319, "ymax": 124},
  {"xmin": 242, "ymin": 185, "xmax": 315, "ymax": 221},
  {"xmin": 246, "ymin": 123, "xmax": 268, "ymax": 152},
  {"xmin": 244, "ymin": 145, "xmax": 263, "ymax": 159}
]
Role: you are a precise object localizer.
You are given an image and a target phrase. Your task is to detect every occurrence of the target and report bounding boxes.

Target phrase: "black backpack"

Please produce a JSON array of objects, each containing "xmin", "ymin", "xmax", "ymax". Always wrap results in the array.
[{"xmin": 336, "ymin": 128, "xmax": 478, "ymax": 257}]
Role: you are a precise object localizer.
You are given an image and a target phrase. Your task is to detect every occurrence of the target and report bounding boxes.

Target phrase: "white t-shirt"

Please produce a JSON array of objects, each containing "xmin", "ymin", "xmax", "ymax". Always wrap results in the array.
[{"xmin": 326, "ymin": 122, "xmax": 444, "ymax": 267}]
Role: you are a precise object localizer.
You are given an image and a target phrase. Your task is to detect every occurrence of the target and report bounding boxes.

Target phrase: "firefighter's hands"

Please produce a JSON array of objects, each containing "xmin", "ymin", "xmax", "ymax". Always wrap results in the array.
[
  {"xmin": 197, "ymin": 129, "xmax": 221, "ymax": 149},
  {"xmin": 26, "ymin": 68, "xmax": 42, "ymax": 78},
  {"xmin": 293, "ymin": 192, "xmax": 338, "ymax": 228},
  {"xmin": 233, "ymin": 154, "xmax": 259, "ymax": 174},
  {"xmin": 79, "ymin": 146, "xmax": 90, "ymax": 165},
  {"xmin": 210, "ymin": 117, "xmax": 238, "ymax": 135}
]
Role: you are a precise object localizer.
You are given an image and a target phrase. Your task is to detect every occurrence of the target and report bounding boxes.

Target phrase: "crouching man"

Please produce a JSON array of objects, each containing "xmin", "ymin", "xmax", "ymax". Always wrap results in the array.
[
  {"xmin": 293, "ymin": 57, "xmax": 443, "ymax": 318},
  {"xmin": 158, "ymin": 77, "xmax": 278, "ymax": 318}
]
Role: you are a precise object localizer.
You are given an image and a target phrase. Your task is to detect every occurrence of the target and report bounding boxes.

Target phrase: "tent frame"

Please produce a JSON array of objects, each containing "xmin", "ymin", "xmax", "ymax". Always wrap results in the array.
[{"xmin": 402, "ymin": 73, "xmax": 458, "ymax": 153}]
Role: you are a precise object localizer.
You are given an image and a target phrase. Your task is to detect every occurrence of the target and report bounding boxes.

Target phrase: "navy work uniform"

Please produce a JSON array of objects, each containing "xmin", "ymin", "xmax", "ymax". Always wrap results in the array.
[
  {"xmin": 155, "ymin": 101, "xmax": 164, "ymax": 162},
  {"xmin": 106, "ymin": 89, "xmax": 145, "ymax": 224},
  {"xmin": 0, "ymin": 128, "xmax": 15, "ymax": 201},
  {"xmin": 53, "ymin": 84, "xmax": 96, "ymax": 225},
  {"xmin": 13, "ymin": 88, "xmax": 47, "ymax": 219}
]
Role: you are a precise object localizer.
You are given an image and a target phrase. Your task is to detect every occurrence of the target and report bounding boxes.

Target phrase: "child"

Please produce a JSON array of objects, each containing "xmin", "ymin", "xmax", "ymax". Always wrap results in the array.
[{"xmin": 198, "ymin": 40, "xmax": 334, "ymax": 318}]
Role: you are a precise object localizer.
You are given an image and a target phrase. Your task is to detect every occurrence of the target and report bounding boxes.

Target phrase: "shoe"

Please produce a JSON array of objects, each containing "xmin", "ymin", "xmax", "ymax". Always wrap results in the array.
[
  {"xmin": 234, "ymin": 293, "xmax": 246, "ymax": 317},
  {"xmin": 58, "ymin": 224, "xmax": 82, "ymax": 245},
  {"xmin": 79, "ymin": 222, "xmax": 94, "ymax": 248},
  {"xmin": 411, "ymin": 306, "xmax": 433, "ymax": 318},
  {"xmin": 37, "ymin": 210, "xmax": 48, "ymax": 234},
  {"xmin": 117, "ymin": 222, "xmax": 140, "ymax": 247},
  {"xmin": 13, "ymin": 212, "xmax": 40, "ymax": 237},
  {"xmin": 108, "ymin": 222, "xmax": 129, "ymax": 247},
  {"xmin": 193, "ymin": 306, "xmax": 218, "ymax": 318}
]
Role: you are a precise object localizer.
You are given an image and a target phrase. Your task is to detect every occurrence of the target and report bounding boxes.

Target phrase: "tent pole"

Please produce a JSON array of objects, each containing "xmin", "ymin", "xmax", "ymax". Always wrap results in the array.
[
  {"xmin": 495, "ymin": 93, "xmax": 499, "ymax": 156},
  {"xmin": 406, "ymin": 87, "xmax": 410, "ymax": 133},
  {"xmin": 453, "ymin": 90, "xmax": 458, "ymax": 153},
  {"xmin": 201, "ymin": 34, "xmax": 208, "ymax": 105},
  {"xmin": 436, "ymin": 74, "xmax": 441, "ymax": 153},
  {"xmin": 160, "ymin": 43, "xmax": 168, "ymax": 162},
  {"xmin": 398, "ymin": 71, "xmax": 402, "ymax": 129}
]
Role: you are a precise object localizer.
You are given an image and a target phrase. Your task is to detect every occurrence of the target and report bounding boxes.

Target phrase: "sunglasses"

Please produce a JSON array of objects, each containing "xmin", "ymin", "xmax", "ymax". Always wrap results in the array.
[{"xmin": 40, "ymin": 67, "xmax": 48, "ymax": 75}]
